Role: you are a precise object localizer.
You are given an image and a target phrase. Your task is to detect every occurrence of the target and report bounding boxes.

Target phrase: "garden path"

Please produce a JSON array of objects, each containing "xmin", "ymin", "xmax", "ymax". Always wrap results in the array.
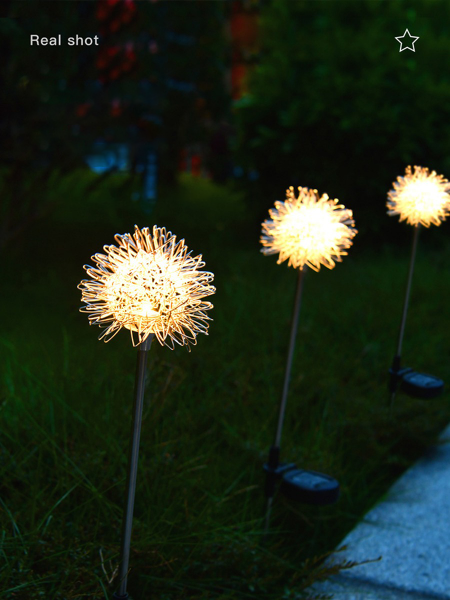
[{"xmin": 310, "ymin": 423, "xmax": 450, "ymax": 599}]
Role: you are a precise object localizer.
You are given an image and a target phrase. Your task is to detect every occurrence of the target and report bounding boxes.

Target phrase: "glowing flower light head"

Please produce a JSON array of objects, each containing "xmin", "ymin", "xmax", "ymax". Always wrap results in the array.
[
  {"xmin": 78, "ymin": 225, "xmax": 215, "ymax": 349},
  {"xmin": 387, "ymin": 165, "xmax": 450, "ymax": 227},
  {"xmin": 260, "ymin": 186, "xmax": 357, "ymax": 271}
]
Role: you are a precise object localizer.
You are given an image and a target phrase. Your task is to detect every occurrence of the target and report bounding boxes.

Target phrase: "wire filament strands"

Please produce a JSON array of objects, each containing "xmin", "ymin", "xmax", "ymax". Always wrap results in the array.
[{"xmin": 78, "ymin": 225, "xmax": 215, "ymax": 350}]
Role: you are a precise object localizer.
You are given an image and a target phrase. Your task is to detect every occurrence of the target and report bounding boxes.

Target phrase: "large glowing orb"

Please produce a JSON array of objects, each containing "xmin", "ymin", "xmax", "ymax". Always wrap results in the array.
[{"xmin": 78, "ymin": 225, "xmax": 215, "ymax": 349}]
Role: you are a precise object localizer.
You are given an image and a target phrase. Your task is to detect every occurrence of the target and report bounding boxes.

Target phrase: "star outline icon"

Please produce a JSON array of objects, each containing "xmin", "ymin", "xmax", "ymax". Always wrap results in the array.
[{"xmin": 395, "ymin": 28, "xmax": 420, "ymax": 52}]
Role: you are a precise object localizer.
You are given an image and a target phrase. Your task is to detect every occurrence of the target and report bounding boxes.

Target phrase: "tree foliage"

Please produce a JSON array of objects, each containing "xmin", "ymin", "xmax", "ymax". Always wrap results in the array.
[{"xmin": 233, "ymin": 0, "xmax": 450, "ymax": 237}]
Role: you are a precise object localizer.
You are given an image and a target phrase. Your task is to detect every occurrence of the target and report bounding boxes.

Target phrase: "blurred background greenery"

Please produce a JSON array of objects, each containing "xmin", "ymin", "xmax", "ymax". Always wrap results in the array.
[{"xmin": 1, "ymin": 1, "xmax": 450, "ymax": 598}]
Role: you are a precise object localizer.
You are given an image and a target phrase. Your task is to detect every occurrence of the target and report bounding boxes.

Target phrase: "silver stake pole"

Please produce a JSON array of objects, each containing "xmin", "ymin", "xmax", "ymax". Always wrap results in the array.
[
  {"xmin": 275, "ymin": 267, "xmax": 306, "ymax": 448},
  {"xmin": 264, "ymin": 267, "xmax": 306, "ymax": 536},
  {"xmin": 390, "ymin": 225, "xmax": 420, "ymax": 404},
  {"xmin": 114, "ymin": 334, "xmax": 154, "ymax": 600}
]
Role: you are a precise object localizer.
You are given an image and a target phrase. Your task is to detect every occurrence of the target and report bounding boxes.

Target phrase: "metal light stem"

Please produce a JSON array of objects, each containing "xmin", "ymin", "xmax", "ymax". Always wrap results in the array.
[
  {"xmin": 396, "ymin": 224, "xmax": 420, "ymax": 358},
  {"xmin": 275, "ymin": 267, "xmax": 306, "ymax": 449},
  {"xmin": 114, "ymin": 334, "xmax": 154, "ymax": 600},
  {"xmin": 390, "ymin": 225, "xmax": 420, "ymax": 404},
  {"xmin": 264, "ymin": 267, "xmax": 305, "ymax": 536}
]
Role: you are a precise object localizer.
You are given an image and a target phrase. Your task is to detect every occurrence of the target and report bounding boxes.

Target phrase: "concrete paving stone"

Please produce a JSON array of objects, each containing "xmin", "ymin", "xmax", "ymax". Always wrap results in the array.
[
  {"xmin": 310, "ymin": 424, "xmax": 450, "ymax": 599},
  {"xmin": 309, "ymin": 574, "xmax": 447, "ymax": 599}
]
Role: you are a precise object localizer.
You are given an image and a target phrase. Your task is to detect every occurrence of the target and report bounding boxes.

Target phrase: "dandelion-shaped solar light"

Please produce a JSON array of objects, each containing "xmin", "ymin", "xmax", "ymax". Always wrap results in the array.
[
  {"xmin": 78, "ymin": 225, "xmax": 215, "ymax": 599},
  {"xmin": 261, "ymin": 186, "xmax": 357, "ymax": 535},
  {"xmin": 387, "ymin": 166, "xmax": 450, "ymax": 403}
]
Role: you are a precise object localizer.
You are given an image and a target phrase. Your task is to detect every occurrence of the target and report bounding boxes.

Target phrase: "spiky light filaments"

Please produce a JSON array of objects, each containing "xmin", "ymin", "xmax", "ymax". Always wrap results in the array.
[
  {"xmin": 260, "ymin": 186, "xmax": 357, "ymax": 271},
  {"xmin": 387, "ymin": 165, "xmax": 450, "ymax": 227},
  {"xmin": 78, "ymin": 225, "xmax": 215, "ymax": 349}
]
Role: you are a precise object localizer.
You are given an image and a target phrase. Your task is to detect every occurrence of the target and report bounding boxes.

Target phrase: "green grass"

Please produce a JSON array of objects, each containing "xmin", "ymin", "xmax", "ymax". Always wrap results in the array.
[{"xmin": 1, "ymin": 174, "xmax": 450, "ymax": 599}]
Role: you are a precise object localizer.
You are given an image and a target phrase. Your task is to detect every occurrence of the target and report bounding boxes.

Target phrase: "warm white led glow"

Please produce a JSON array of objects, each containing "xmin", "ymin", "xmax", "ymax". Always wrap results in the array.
[
  {"xmin": 78, "ymin": 225, "xmax": 215, "ymax": 349},
  {"xmin": 260, "ymin": 186, "xmax": 357, "ymax": 271},
  {"xmin": 387, "ymin": 165, "xmax": 450, "ymax": 227}
]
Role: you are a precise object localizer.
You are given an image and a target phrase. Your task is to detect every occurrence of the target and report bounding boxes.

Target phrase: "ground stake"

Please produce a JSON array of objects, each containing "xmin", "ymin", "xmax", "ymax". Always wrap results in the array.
[{"xmin": 113, "ymin": 334, "xmax": 153, "ymax": 600}]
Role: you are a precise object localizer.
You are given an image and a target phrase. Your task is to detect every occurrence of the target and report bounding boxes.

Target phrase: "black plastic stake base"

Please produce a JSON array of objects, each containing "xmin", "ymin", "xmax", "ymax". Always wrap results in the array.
[
  {"xmin": 264, "ymin": 445, "xmax": 280, "ymax": 498},
  {"xmin": 389, "ymin": 358, "xmax": 444, "ymax": 402}
]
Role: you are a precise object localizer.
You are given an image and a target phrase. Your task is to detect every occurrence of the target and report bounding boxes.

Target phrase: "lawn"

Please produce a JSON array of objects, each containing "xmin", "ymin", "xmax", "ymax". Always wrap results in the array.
[{"xmin": 1, "ymin": 173, "xmax": 449, "ymax": 599}]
